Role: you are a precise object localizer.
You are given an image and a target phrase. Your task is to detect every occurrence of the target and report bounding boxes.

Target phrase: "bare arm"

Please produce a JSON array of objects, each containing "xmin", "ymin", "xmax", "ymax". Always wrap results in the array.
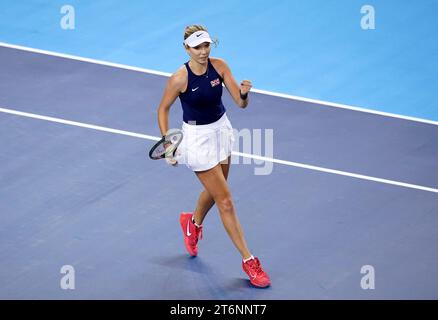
[
  {"xmin": 157, "ymin": 70, "xmax": 186, "ymax": 136},
  {"xmin": 214, "ymin": 58, "xmax": 252, "ymax": 108}
]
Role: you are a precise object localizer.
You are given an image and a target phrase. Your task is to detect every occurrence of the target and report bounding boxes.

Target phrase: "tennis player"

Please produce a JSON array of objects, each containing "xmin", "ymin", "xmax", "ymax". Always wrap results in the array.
[{"xmin": 156, "ymin": 25, "xmax": 270, "ymax": 288}]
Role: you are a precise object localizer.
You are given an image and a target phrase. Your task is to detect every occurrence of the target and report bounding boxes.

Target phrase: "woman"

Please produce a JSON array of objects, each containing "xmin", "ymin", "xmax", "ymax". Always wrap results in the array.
[{"xmin": 156, "ymin": 25, "xmax": 270, "ymax": 288}]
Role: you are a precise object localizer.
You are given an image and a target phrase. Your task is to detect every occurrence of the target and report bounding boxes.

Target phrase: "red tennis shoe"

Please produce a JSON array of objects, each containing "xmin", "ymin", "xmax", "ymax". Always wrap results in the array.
[
  {"xmin": 180, "ymin": 212, "xmax": 203, "ymax": 256},
  {"xmin": 242, "ymin": 257, "xmax": 271, "ymax": 288}
]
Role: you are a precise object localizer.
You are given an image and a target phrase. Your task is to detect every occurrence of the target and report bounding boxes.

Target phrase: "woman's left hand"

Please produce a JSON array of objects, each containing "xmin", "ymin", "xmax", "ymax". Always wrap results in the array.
[{"xmin": 240, "ymin": 80, "xmax": 252, "ymax": 94}]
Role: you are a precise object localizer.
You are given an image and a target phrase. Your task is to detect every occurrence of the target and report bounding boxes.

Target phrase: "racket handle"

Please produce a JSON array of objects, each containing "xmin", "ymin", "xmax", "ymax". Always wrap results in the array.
[{"xmin": 166, "ymin": 157, "xmax": 178, "ymax": 166}]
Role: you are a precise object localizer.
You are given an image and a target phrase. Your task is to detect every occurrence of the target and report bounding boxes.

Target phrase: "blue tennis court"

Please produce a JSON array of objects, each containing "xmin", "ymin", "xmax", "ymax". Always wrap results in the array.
[{"xmin": 1, "ymin": 1, "xmax": 437, "ymax": 300}]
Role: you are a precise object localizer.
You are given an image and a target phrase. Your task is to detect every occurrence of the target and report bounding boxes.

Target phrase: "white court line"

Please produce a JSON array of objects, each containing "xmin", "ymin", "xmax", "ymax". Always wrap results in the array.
[
  {"xmin": 0, "ymin": 107, "xmax": 160, "ymax": 141},
  {"xmin": 1, "ymin": 106, "xmax": 437, "ymax": 194},
  {"xmin": 1, "ymin": 41, "xmax": 437, "ymax": 126}
]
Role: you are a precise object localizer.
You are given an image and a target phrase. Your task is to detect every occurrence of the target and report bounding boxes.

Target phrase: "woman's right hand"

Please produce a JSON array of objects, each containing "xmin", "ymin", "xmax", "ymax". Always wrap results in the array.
[
  {"xmin": 166, "ymin": 157, "xmax": 178, "ymax": 166},
  {"xmin": 164, "ymin": 142, "xmax": 178, "ymax": 166}
]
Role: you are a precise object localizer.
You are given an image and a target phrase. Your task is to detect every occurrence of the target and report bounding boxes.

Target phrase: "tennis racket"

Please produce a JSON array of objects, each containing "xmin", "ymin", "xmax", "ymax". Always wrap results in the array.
[{"xmin": 149, "ymin": 129, "xmax": 183, "ymax": 160}]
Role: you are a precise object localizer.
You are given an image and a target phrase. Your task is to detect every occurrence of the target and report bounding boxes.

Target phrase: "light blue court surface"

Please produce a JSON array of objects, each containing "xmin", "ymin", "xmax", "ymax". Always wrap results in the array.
[
  {"xmin": 0, "ymin": 0, "xmax": 437, "ymax": 121},
  {"xmin": 0, "ymin": 2, "xmax": 438, "ymax": 300}
]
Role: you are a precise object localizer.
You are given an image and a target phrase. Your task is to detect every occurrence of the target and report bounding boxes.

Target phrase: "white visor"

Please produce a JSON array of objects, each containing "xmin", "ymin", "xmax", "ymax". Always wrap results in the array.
[{"xmin": 184, "ymin": 31, "xmax": 212, "ymax": 47}]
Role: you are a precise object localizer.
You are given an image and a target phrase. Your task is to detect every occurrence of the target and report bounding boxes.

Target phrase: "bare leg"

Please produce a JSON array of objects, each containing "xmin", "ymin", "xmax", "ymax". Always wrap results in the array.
[
  {"xmin": 193, "ymin": 156, "xmax": 230, "ymax": 225},
  {"xmin": 194, "ymin": 161, "xmax": 252, "ymax": 260}
]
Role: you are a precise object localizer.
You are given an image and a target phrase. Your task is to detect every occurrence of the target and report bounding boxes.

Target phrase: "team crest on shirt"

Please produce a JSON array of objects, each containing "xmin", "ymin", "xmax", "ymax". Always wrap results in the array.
[{"xmin": 210, "ymin": 78, "xmax": 220, "ymax": 87}]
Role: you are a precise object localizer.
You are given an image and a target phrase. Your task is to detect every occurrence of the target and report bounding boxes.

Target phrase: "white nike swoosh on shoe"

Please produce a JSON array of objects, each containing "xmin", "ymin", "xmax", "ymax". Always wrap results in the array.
[
  {"xmin": 186, "ymin": 219, "xmax": 192, "ymax": 236},
  {"xmin": 248, "ymin": 271, "xmax": 257, "ymax": 279}
]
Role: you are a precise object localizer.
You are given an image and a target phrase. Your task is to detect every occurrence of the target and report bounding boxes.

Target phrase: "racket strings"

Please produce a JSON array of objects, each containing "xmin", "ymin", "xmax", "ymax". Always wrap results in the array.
[{"xmin": 149, "ymin": 130, "xmax": 183, "ymax": 160}]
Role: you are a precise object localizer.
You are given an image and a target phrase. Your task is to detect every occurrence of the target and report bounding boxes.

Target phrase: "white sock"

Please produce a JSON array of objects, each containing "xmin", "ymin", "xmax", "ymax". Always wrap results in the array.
[{"xmin": 243, "ymin": 255, "xmax": 254, "ymax": 263}]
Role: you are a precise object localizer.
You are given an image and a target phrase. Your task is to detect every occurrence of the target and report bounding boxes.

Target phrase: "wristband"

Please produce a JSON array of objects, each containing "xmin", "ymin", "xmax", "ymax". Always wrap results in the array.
[{"xmin": 240, "ymin": 91, "xmax": 248, "ymax": 100}]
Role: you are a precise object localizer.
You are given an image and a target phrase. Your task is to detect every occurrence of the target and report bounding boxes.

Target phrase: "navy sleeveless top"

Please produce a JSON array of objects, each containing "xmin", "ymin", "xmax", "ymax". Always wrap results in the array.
[{"xmin": 179, "ymin": 58, "xmax": 226, "ymax": 125}]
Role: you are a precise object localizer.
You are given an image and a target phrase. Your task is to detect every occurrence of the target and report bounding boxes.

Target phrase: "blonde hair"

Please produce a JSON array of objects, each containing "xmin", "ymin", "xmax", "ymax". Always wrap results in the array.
[{"xmin": 183, "ymin": 25, "xmax": 218, "ymax": 47}]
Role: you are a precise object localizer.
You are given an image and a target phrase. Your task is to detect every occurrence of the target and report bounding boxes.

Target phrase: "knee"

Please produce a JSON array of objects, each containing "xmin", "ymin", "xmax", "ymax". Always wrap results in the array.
[{"xmin": 216, "ymin": 196, "xmax": 234, "ymax": 213}]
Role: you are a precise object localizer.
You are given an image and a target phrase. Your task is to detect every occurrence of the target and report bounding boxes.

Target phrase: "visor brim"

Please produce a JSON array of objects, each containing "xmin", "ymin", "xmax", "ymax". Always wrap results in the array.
[{"xmin": 185, "ymin": 37, "xmax": 212, "ymax": 48}]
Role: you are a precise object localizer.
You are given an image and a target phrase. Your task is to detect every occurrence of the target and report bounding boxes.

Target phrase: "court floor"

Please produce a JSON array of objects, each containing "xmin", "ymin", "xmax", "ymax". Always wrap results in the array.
[{"xmin": 1, "ymin": 45, "xmax": 437, "ymax": 299}]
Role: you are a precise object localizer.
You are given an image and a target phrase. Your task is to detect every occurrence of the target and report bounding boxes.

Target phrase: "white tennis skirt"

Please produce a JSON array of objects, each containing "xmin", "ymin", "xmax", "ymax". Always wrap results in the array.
[{"xmin": 174, "ymin": 113, "xmax": 235, "ymax": 172}]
